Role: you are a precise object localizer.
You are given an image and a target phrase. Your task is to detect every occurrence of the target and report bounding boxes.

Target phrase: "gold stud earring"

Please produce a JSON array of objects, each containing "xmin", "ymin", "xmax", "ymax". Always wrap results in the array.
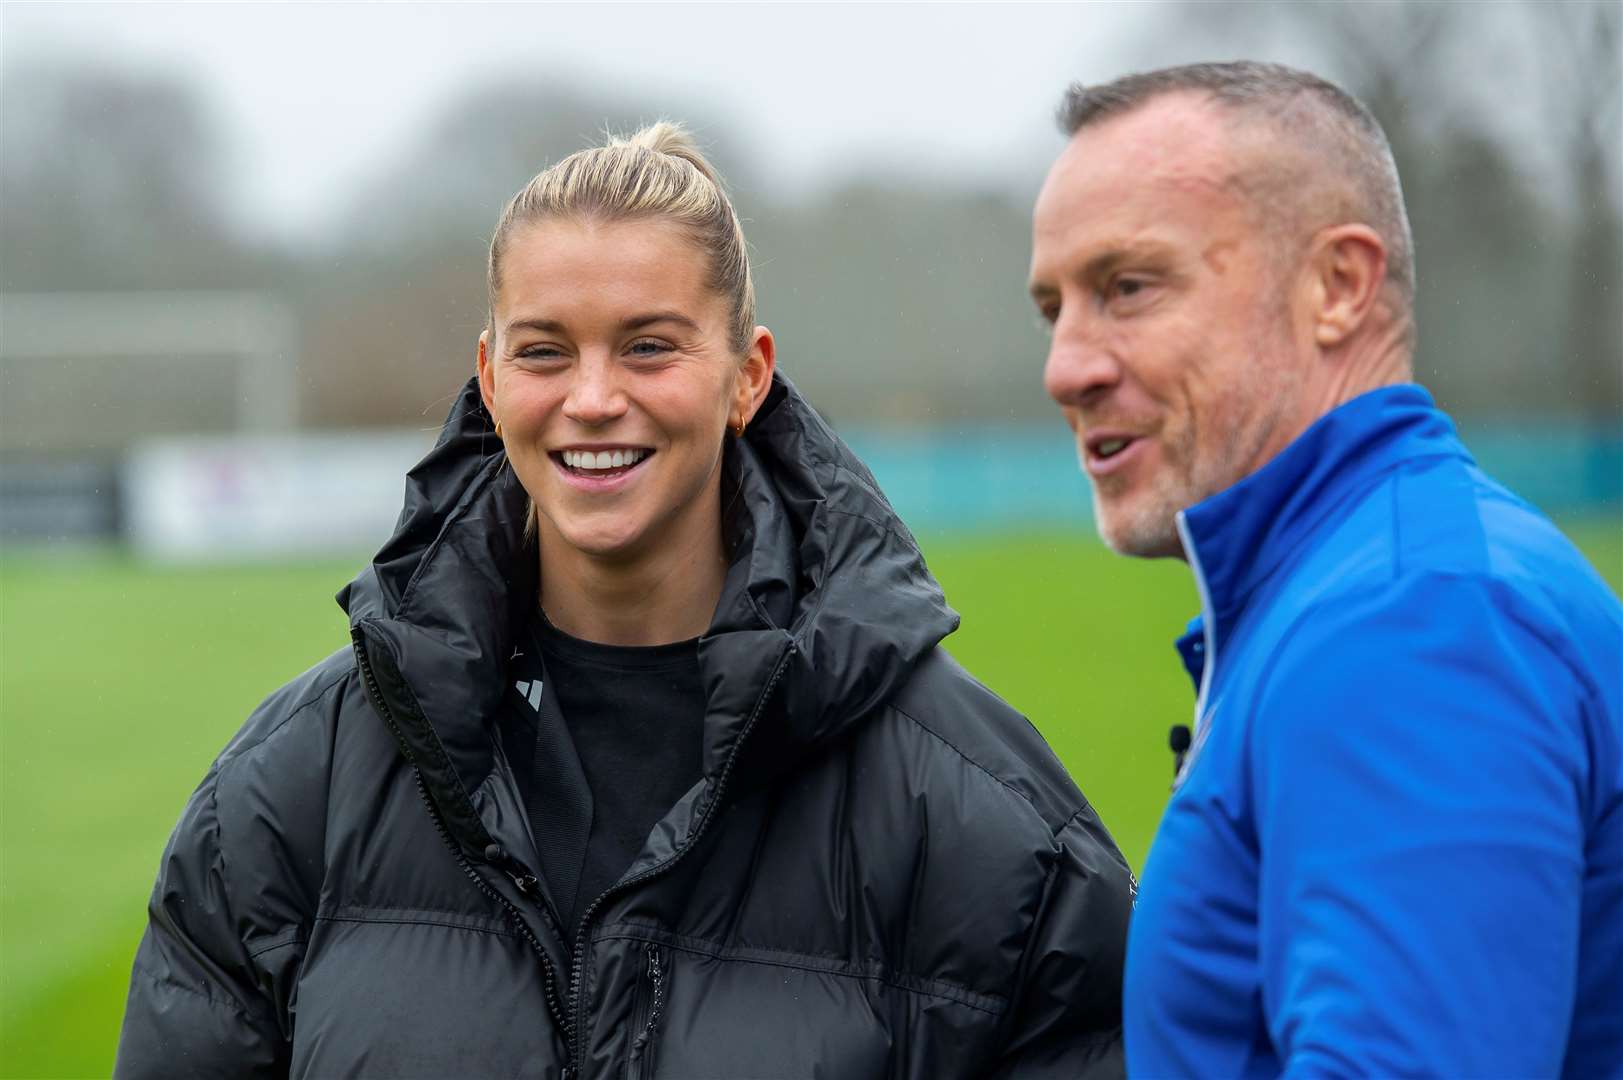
[{"xmin": 494, "ymin": 418, "xmax": 504, "ymax": 438}]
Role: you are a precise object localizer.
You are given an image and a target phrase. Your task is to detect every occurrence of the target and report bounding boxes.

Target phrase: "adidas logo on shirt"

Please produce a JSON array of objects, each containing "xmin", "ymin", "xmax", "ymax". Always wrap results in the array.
[{"xmin": 514, "ymin": 679, "xmax": 543, "ymax": 712}]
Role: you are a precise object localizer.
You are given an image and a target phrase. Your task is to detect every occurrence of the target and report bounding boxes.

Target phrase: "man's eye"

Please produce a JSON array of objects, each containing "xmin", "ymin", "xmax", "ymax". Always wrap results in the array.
[{"xmin": 1112, "ymin": 277, "xmax": 1146, "ymax": 298}]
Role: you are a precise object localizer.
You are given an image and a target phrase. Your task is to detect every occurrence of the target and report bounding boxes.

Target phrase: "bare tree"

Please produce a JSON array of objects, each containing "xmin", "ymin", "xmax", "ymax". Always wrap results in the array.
[
  {"xmin": 0, "ymin": 64, "xmax": 262, "ymax": 292},
  {"xmin": 1148, "ymin": 1, "xmax": 1621, "ymax": 423},
  {"xmin": 1537, "ymin": 1, "xmax": 1622, "ymax": 424}
]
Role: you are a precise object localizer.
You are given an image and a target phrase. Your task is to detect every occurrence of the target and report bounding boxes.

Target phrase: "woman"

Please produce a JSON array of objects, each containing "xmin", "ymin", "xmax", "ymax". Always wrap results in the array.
[{"xmin": 116, "ymin": 124, "xmax": 1133, "ymax": 1079}]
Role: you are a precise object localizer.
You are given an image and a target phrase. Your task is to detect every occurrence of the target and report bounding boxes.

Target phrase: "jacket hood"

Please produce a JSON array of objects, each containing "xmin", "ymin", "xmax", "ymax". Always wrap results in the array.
[{"xmin": 340, "ymin": 373, "xmax": 958, "ymax": 817}]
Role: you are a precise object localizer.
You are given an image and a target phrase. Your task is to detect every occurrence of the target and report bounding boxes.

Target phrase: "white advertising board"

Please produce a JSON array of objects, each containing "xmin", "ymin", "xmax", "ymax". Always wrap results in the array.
[{"xmin": 124, "ymin": 431, "xmax": 437, "ymax": 562}]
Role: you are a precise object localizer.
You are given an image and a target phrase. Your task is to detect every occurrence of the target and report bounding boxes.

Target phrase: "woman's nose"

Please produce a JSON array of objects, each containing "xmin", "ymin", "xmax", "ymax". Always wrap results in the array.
[{"xmin": 563, "ymin": 355, "xmax": 628, "ymax": 425}]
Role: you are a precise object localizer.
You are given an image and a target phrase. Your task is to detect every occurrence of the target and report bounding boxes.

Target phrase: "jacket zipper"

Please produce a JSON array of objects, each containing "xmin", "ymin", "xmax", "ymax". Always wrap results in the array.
[
  {"xmin": 1171, "ymin": 510, "xmax": 1218, "ymax": 791},
  {"xmin": 350, "ymin": 632, "xmax": 574, "ymax": 1052},
  {"xmin": 567, "ymin": 642, "xmax": 795, "ymax": 1076},
  {"xmin": 625, "ymin": 942, "xmax": 666, "ymax": 1080}
]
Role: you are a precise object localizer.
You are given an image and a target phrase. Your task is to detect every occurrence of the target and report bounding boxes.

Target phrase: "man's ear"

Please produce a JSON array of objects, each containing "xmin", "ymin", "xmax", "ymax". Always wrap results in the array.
[
  {"xmin": 735, "ymin": 326, "xmax": 777, "ymax": 427},
  {"xmin": 477, "ymin": 329, "xmax": 497, "ymax": 417},
  {"xmin": 1308, "ymin": 224, "xmax": 1388, "ymax": 350}
]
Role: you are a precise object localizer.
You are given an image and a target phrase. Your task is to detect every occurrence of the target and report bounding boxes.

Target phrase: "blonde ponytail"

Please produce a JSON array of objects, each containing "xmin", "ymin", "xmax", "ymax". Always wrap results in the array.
[{"xmin": 486, "ymin": 121, "xmax": 755, "ymax": 354}]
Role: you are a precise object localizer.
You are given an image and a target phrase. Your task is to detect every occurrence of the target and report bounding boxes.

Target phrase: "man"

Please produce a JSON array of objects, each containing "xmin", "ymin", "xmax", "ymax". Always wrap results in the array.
[{"xmin": 1029, "ymin": 61, "xmax": 1623, "ymax": 1077}]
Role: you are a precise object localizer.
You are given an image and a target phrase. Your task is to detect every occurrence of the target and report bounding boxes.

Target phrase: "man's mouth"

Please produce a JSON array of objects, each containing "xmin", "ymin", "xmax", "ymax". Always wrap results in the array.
[
  {"xmin": 1081, "ymin": 432, "xmax": 1148, "ymax": 478},
  {"xmin": 552, "ymin": 447, "xmax": 654, "ymax": 480},
  {"xmin": 1086, "ymin": 434, "xmax": 1138, "ymax": 461}
]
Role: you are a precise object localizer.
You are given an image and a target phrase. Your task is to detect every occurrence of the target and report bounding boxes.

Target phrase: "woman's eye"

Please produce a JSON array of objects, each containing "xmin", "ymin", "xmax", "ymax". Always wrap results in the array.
[
  {"xmin": 516, "ymin": 344, "xmax": 564, "ymax": 360},
  {"xmin": 627, "ymin": 339, "xmax": 674, "ymax": 358}
]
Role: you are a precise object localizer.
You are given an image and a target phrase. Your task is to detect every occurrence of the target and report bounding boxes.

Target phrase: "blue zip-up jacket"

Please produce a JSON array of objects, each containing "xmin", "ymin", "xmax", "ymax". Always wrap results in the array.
[{"xmin": 1124, "ymin": 385, "xmax": 1623, "ymax": 1078}]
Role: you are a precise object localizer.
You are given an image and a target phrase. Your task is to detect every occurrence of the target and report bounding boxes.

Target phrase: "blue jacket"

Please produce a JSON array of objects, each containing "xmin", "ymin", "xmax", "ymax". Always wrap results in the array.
[{"xmin": 1124, "ymin": 385, "xmax": 1623, "ymax": 1078}]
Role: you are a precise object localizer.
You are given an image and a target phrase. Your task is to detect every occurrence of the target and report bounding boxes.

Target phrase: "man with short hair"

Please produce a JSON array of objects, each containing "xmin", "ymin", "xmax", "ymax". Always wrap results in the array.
[{"xmin": 1029, "ymin": 61, "xmax": 1622, "ymax": 1077}]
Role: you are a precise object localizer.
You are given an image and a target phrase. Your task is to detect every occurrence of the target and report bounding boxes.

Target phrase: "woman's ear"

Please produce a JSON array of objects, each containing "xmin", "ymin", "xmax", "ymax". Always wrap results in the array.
[
  {"xmin": 735, "ymin": 326, "xmax": 776, "ymax": 426},
  {"xmin": 477, "ymin": 330, "xmax": 498, "ymax": 417}
]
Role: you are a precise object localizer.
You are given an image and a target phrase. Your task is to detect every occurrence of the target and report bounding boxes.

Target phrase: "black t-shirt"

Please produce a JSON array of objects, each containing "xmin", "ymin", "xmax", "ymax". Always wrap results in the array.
[{"xmin": 502, "ymin": 611, "xmax": 705, "ymax": 941}]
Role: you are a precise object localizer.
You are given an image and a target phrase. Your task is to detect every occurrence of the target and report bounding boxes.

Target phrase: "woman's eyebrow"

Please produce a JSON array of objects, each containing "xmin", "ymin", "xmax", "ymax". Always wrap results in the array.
[
  {"xmin": 503, "ymin": 312, "xmax": 702, "ymax": 336},
  {"xmin": 621, "ymin": 311, "xmax": 701, "ymax": 333},
  {"xmin": 505, "ymin": 317, "xmax": 568, "ymax": 336}
]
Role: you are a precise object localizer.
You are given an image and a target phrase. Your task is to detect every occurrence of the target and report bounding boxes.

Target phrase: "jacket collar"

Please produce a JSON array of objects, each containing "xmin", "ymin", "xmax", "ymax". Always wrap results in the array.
[{"xmin": 1172, "ymin": 383, "xmax": 1470, "ymax": 694}]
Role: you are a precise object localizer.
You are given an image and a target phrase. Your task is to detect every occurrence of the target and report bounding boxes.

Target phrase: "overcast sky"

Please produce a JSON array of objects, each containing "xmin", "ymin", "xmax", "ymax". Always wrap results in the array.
[
  {"xmin": 3, "ymin": 3, "xmax": 1171, "ymax": 240},
  {"xmin": 5, "ymin": 2, "xmax": 1594, "ymax": 246}
]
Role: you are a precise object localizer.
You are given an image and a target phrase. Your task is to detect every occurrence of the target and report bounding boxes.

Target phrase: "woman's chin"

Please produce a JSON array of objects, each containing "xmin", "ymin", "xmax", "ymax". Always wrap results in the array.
[{"xmin": 541, "ymin": 516, "xmax": 654, "ymax": 565}]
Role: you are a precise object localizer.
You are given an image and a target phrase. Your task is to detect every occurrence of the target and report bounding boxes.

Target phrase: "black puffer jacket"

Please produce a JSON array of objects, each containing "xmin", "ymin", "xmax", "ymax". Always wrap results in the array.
[{"xmin": 116, "ymin": 375, "xmax": 1133, "ymax": 1079}]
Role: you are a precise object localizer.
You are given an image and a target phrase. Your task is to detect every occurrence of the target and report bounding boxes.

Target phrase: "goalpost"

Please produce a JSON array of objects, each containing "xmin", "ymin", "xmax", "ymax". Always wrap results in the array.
[
  {"xmin": 2, "ymin": 290, "xmax": 434, "ymax": 560},
  {"xmin": 0, "ymin": 290, "xmax": 299, "ymax": 545},
  {"xmin": 0, "ymin": 290, "xmax": 299, "ymax": 442}
]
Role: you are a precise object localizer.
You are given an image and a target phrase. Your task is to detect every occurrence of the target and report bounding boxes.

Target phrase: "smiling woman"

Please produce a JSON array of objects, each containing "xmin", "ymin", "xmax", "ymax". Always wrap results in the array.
[
  {"xmin": 480, "ymin": 211, "xmax": 772, "ymax": 645},
  {"xmin": 114, "ymin": 123, "xmax": 1135, "ymax": 1079}
]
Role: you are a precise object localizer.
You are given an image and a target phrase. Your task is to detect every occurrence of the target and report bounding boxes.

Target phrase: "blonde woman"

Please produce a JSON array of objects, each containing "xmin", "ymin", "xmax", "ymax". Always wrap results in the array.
[{"xmin": 116, "ymin": 124, "xmax": 1133, "ymax": 1079}]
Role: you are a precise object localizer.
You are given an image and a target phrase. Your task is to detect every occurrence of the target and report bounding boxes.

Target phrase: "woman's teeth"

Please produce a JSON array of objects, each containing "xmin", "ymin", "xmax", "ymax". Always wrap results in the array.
[{"xmin": 562, "ymin": 448, "xmax": 650, "ymax": 471}]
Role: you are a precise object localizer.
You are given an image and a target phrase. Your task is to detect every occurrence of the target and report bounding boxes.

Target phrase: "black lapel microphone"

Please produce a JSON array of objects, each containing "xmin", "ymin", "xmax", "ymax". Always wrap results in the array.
[{"xmin": 1169, "ymin": 724, "xmax": 1192, "ymax": 782}]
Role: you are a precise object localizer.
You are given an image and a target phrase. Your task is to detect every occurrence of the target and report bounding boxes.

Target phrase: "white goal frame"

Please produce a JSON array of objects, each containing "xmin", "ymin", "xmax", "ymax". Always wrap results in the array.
[{"xmin": 0, "ymin": 290, "xmax": 298, "ymax": 433}]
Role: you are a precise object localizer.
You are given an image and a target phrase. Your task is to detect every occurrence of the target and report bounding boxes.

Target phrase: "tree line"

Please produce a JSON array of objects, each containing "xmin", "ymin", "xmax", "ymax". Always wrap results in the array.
[{"xmin": 2, "ymin": 1, "xmax": 1615, "ymax": 434}]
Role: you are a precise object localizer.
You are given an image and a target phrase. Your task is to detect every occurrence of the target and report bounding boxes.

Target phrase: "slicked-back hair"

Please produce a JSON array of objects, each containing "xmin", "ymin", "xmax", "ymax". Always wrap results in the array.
[
  {"xmin": 486, "ymin": 121, "xmax": 755, "ymax": 355},
  {"xmin": 1058, "ymin": 61, "xmax": 1416, "ymax": 309}
]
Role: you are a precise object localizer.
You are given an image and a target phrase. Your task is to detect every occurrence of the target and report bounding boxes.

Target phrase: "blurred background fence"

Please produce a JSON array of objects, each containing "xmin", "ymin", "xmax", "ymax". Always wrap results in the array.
[{"xmin": 1, "ymin": 2, "xmax": 1618, "ymax": 1075}]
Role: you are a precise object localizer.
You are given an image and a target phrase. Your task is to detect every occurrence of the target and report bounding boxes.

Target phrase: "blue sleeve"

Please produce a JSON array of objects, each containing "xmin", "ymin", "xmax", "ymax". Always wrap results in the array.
[{"xmin": 1250, "ymin": 573, "xmax": 1588, "ymax": 1078}]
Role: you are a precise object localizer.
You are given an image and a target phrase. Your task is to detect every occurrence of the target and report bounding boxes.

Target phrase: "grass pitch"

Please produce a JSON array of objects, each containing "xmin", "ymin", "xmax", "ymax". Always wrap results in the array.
[{"xmin": 2, "ymin": 524, "xmax": 1617, "ymax": 1077}]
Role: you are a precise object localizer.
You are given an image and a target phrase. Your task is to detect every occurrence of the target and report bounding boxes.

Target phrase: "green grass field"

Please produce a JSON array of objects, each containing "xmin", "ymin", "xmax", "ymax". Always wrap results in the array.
[{"xmin": 2, "ymin": 525, "xmax": 1618, "ymax": 1078}]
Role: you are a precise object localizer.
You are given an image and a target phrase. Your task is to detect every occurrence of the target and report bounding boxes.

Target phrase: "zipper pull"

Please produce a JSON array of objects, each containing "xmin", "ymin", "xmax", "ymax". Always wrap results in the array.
[
  {"xmin": 634, "ymin": 941, "xmax": 666, "ymax": 1052},
  {"xmin": 484, "ymin": 843, "xmax": 542, "ymax": 898},
  {"xmin": 646, "ymin": 941, "xmax": 663, "ymax": 986}
]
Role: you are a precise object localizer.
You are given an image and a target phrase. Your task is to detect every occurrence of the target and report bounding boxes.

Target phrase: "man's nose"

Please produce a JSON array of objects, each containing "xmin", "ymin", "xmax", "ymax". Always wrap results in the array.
[
  {"xmin": 563, "ymin": 354, "xmax": 628, "ymax": 425},
  {"xmin": 1043, "ymin": 313, "xmax": 1123, "ymax": 407}
]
